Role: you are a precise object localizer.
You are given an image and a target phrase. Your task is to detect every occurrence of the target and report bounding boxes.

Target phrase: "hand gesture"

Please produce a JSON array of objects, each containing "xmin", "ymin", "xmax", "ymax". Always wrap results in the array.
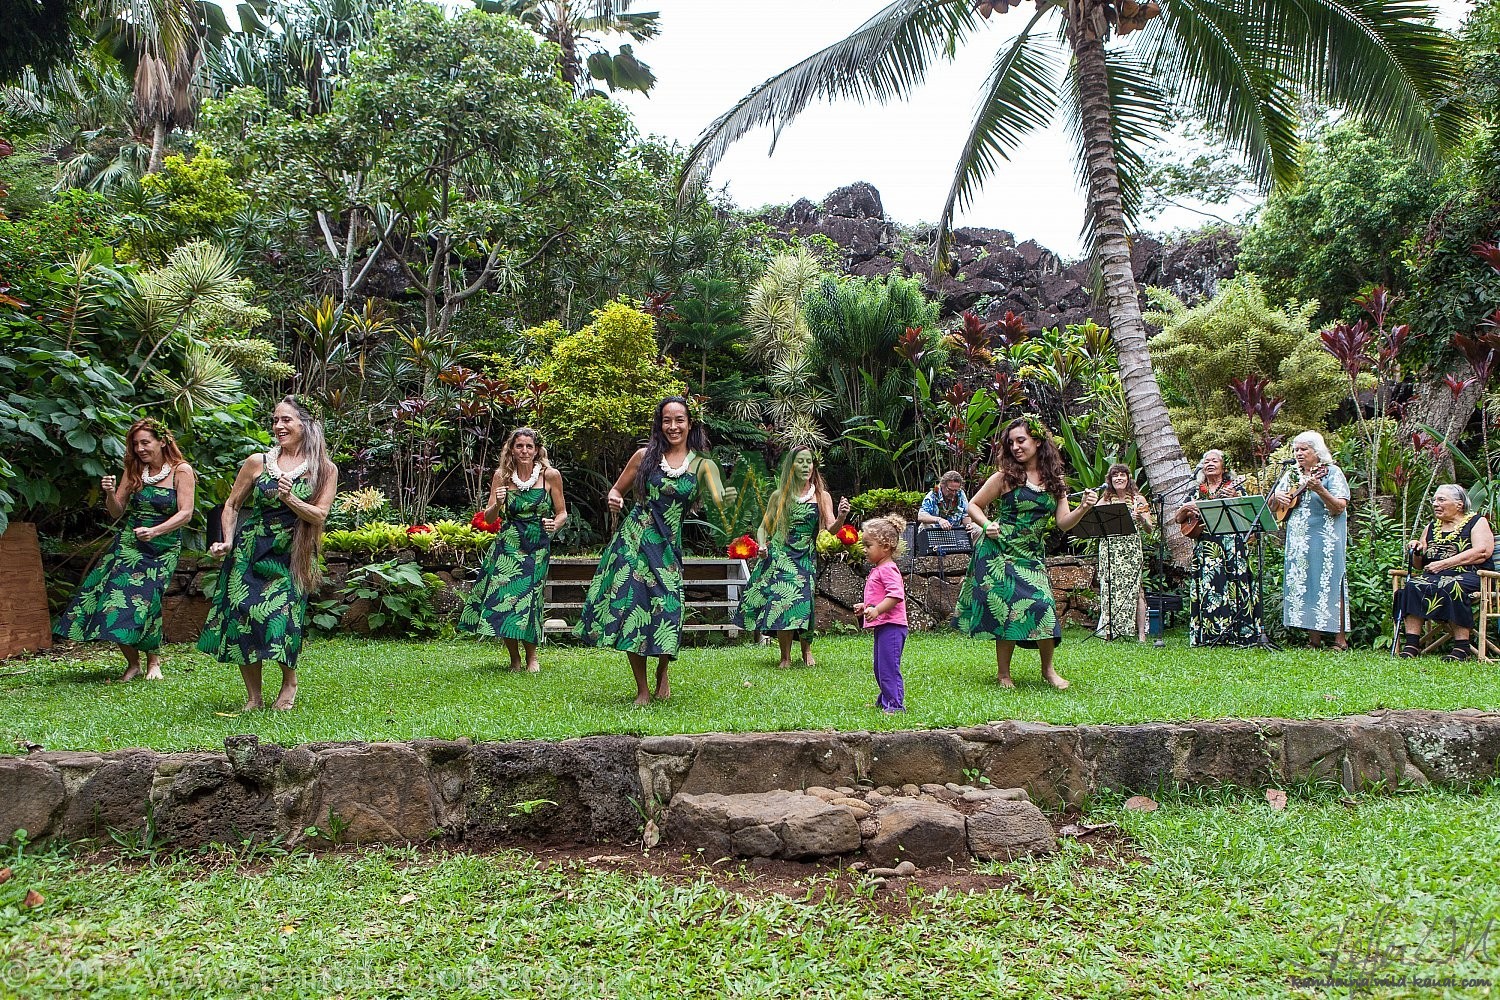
[
  {"xmin": 497, "ymin": 486, "xmax": 509, "ymax": 509},
  {"xmin": 838, "ymin": 496, "xmax": 851, "ymax": 520},
  {"xmin": 607, "ymin": 489, "xmax": 624, "ymax": 513},
  {"xmin": 721, "ymin": 486, "xmax": 739, "ymax": 505},
  {"xmin": 542, "ymin": 516, "xmax": 558, "ymax": 534},
  {"xmin": 985, "ymin": 520, "xmax": 1001, "ymax": 540},
  {"xmin": 132, "ymin": 526, "xmax": 156, "ymax": 542},
  {"xmin": 852, "ymin": 602, "xmax": 865, "ymax": 617},
  {"xmin": 1133, "ymin": 495, "xmax": 1148, "ymax": 514},
  {"xmin": 209, "ymin": 541, "xmax": 231, "ymax": 558},
  {"xmin": 1080, "ymin": 489, "xmax": 1099, "ymax": 509},
  {"xmin": 276, "ymin": 476, "xmax": 295, "ymax": 505},
  {"xmin": 100, "ymin": 474, "xmax": 118, "ymax": 493},
  {"xmin": 1408, "ymin": 538, "xmax": 1427, "ymax": 554}
]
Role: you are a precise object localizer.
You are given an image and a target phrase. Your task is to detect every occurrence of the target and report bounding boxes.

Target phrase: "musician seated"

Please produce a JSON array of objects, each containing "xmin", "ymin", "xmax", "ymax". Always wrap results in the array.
[
  {"xmin": 918, "ymin": 470, "xmax": 980, "ymax": 542},
  {"xmin": 1396, "ymin": 484, "xmax": 1495, "ymax": 661},
  {"xmin": 1270, "ymin": 431, "xmax": 1350, "ymax": 650}
]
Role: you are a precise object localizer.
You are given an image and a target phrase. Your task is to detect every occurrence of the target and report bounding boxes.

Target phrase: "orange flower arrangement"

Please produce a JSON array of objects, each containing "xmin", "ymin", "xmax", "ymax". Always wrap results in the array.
[
  {"xmin": 470, "ymin": 510, "xmax": 501, "ymax": 533},
  {"xmin": 727, "ymin": 534, "xmax": 760, "ymax": 560},
  {"xmin": 835, "ymin": 523, "xmax": 859, "ymax": 546}
]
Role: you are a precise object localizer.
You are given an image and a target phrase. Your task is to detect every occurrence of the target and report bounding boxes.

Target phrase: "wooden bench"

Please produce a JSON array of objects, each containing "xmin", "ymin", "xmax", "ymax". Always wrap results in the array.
[{"xmin": 543, "ymin": 556, "xmax": 752, "ymax": 636}]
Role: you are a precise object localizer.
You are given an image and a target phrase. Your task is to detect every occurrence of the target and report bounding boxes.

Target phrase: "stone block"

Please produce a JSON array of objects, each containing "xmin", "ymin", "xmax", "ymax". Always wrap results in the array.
[
  {"xmin": 966, "ymin": 800, "xmax": 1056, "ymax": 861},
  {"xmin": 60, "ymin": 749, "xmax": 158, "ymax": 839},
  {"xmin": 0, "ymin": 758, "xmax": 65, "ymax": 841},
  {"xmin": 468, "ymin": 735, "xmax": 641, "ymax": 843},
  {"xmin": 295, "ymin": 743, "xmax": 438, "ymax": 844},
  {"xmin": 864, "ymin": 799, "xmax": 968, "ymax": 869},
  {"xmin": 677, "ymin": 733, "xmax": 858, "ymax": 795},
  {"xmin": 868, "ymin": 732, "xmax": 968, "ymax": 788},
  {"xmin": 975, "ymin": 722, "xmax": 1088, "ymax": 806},
  {"xmin": 661, "ymin": 790, "xmax": 860, "ymax": 860}
]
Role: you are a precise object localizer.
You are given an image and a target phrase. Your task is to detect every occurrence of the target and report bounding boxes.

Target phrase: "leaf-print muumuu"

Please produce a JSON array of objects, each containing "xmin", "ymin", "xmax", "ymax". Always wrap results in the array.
[
  {"xmin": 458, "ymin": 484, "xmax": 552, "ymax": 644},
  {"xmin": 955, "ymin": 484, "xmax": 1061, "ymax": 647},
  {"xmin": 198, "ymin": 469, "xmax": 311, "ymax": 668},
  {"xmin": 734, "ymin": 499, "xmax": 818, "ymax": 639},
  {"xmin": 55, "ymin": 481, "xmax": 184, "ymax": 650}
]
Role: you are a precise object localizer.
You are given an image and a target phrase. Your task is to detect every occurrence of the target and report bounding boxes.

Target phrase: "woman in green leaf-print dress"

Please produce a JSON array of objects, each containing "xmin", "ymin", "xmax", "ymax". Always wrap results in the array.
[
  {"xmin": 458, "ymin": 427, "xmax": 568, "ymax": 671},
  {"xmin": 55, "ymin": 418, "xmax": 196, "ymax": 681},
  {"xmin": 198, "ymin": 396, "xmax": 337, "ymax": 711},
  {"xmin": 734, "ymin": 445, "xmax": 851, "ymax": 669},
  {"xmin": 956, "ymin": 416, "xmax": 1099, "ymax": 689},
  {"xmin": 576, "ymin": 397, "xmax": 735, "ymax": 706}
]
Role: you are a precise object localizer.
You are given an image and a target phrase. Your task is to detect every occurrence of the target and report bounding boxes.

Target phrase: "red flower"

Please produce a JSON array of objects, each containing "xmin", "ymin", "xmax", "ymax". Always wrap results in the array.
[
  {"xmin": 835, "ymin": 524, "xmax": 860, "ymax": 546},
  {"xmin": 470, "ymin": 510, "xmax": 501, "ymax": 533},
  {"xmin": 406, "ymin": 524, "xmax": 433, "ymax": 536},
  {"xmin": 727, "ymin": 534, "xmax": 760, "ymax": 560},
  {"xmin": 1443, "ymin": 374, "xmax": 1478, "ymax": 400}
]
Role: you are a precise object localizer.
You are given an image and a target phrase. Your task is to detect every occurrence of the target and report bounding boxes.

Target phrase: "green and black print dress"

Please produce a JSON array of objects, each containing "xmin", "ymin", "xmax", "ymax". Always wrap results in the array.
[
  {"xmin": 955, "ymin": 483, "xmax": 1062, "ymax": 648},
  {"xmin": 1394, "ymin": 514, "xmax": 1492, "ymax": 629},
  {"xmin": 197, "ymin": 465, "xmax": 312, "ymax": 668},
  {"xmin": 576, "ymin": 459, "xmax": 716, "ymax": 658},
  {"xmin": 1188, "ymin": 480, "xmax": 1256, "ymax": 648},
  {"xmin": 734, "ymin": 499, "xmax": 818, "ymax": 639},
  {"xmin": 54, "ymin": 477, "xmax": 185, "ymax": 650},
  {"xmin": 458, "ymin": 483, "xmax": 553, "ymax": 645}
]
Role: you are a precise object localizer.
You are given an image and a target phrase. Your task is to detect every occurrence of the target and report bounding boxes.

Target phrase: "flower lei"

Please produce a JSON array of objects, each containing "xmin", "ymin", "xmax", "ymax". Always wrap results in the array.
[
  {"xmin": 798, "ymin": 482, "xmax": 817, "ymax": 504},
  {"xmin": 266, "ymin": 445, "xmax": 309, "ymax": 482},
  {"xmin": 511, "ymin": 464, "xmax": 543, "ymax": 490},
  {"xmin": 141, "ymin": 464, "xmax": 173, "ymax": 486},
  {"xmin": 660, "ymin": 451, "xmax": 695, "ymax": 478}
]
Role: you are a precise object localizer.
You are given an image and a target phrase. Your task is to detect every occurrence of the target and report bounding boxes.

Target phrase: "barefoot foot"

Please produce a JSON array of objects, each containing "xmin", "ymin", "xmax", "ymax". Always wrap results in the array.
[
  {"xmin": 144, "ymin": 668, "xmax": 164, "ymax": 681},
  {"xmin": 802, "ymin": 656, "xmax": 816, "ymax": 668},
  {"xmin": 271, "ymin": 685, "xmax": 297, "ymax": 711},
  {"xmin": 776, "ymin": 659, "xmax": 792, "ymax": 670},
  {"xmin": 997, "ymin": 675, "xmax": 1015, "ymax": 689},
  {"xmin": 120, "ymin": 664, "xmax": 142, "ymax": 682},
  {"xmin": 632, "ymin": 693, "xmax": 652, "ymax": 707},
  {"xmin": 243, "ymin": 699, "xmax": 263, "ymax": 712},
  {"xmin": 1043, "ymin": 671, "xmax": 1071, "ymax": 690},
  {"xmin": 526, "ymin": 660, "xmax": 540, "ymax": 673}
]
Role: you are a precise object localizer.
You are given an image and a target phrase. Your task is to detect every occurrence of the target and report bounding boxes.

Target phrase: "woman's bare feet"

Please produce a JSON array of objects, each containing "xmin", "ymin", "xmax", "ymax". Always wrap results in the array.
[
  {"xmin": 507, "ymin": 659, "xmax": 524, "ymax": 672},
  {"xmin": 632, "ymin": 692, "xmax": 651, "ymax": 707},
  {"xmin": 271, "ymin": 683, "xmax": 297, "ymax": 711},
  {"xmin": 243, "ymin": 698, "xmax": 264, "ymax": 712},
  {"xmin": 997, "ymin": 672, "xmax": 1015, "ymax": 689},
  {"xmin": 1043, "ymin": 669, "xmax": 1071, "ymax": 690},
  {"xmin": 120, "ymin": 663, "xmax": 142, "ymax": 682},
  {"xmin": 653, "ymin": 662, "xmax": 670, "ymax": 701},
  {"xmin": 802, "ymin": 655, "xmax": 816, "ymax": 668},
  {"xmin": 776, "ymin": 658, "xmax": 792, "ymax": 670},
  {"xmin": 144, "ymin": 658, "xmax": 164, "ymax": 680},
  {"xmin": 526, "ymin": 658, "xmax": 540, "ymax": 673}
]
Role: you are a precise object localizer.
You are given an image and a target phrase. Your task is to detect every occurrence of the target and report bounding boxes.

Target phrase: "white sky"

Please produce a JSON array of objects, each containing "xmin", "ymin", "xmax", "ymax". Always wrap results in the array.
[{"xmin": 614, "ymin": 0, "xmax": 1474, "ymax": 259}]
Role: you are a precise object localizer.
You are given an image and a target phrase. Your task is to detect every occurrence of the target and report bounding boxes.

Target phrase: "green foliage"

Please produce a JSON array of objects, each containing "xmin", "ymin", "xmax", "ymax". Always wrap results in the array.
[
  {"xmin": 130, "ymin": 154, "xmax": 250, "ymax": 262},
  {"xmin": 848, "ymin": 489, "xmax": 924, "ymax": 521},
  {"xmin": 1145, "ymin": 276, "xmax": 1348, "ymax": 468},
  {"xmin": 312, "ymin": 559, "xmax": 447, "ymax": 636},
  {"xmin": 1238, "ymin": 120, "xmax": 1448, "ymax": 326},
  {"xmin": 323, "ymin": 520, "xmax": 494, "ymax": 558},
  {"xmin": 687, "ymin": 451, "xmax": 773, "ymax": 551},
  {"xmin": 535, "ymin": 299, "xmax": 686, "ymax": 468},
  {"xmin": 0, "ymin": 188, "xmax": 119, "ymax": 285},
  {"xmin": 1345, "ymin": 506, "xmax": 1409, "ymax": 650}
]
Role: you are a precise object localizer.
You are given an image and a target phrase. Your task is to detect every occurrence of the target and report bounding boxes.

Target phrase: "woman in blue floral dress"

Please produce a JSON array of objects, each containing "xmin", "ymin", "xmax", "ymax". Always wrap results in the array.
[
  {"xmin": 1270, "ymin": 431, "xmax": 1350, "ymax": 649},
  {"xmin": 55, "ymin": 418, "xmax": 196, "ymax": 681},
  {"xmin": 198, "ymin": 397, "xmax": 337, "ymax": 711},
  {"xmin": 734, "ymin": 445, "xmax": 850, "ymax": 669},
  {"xmin": 956, "ymin": 415, "xmax": 1098, "ymax": 689},
  {"xmin": 576, "ymin": 397, "xmax": 734, "ymax": 706},
  {"xmin": 458, "ymin": 427, "xmax": 568, "ymax": 671}
]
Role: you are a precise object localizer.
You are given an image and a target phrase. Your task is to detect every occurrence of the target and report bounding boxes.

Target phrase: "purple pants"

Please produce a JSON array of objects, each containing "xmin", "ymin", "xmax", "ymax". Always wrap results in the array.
[{"xmin": 872, "ymin": 623, "xmax": 907, "ymax": 711}]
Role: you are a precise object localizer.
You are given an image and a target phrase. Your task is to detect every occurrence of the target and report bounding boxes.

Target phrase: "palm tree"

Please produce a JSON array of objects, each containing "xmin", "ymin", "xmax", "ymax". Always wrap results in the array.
[
  {"xmin": 679, "ymin": 0, "xmax": 1465, "ymax": 549},
  {"xmin": 95, "ymin": 0, "xmax": 211, "ymax": 172},
  {"xmin": 478, "ymin": 0, "xmax": 661, "ymax": 95}
]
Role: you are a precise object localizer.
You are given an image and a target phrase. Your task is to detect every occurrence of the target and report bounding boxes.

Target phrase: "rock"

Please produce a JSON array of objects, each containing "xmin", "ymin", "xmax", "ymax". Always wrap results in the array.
[
  {"xmin": 864, "ymin": 792, "xmax": 889, "ymax": 808},
  {"xmin": 662, "ymin": 791, "xmax": 861, "ymax": 860},
  {"xmin": 294, "ymin": 743, "xmax": 438, "ymax": 844},
  {"xmin": 918, "ymin": 783, "xmax": 947, "ymax": 796},
  {"xmin": 966, "ymin": 800, "xmax": 1057, "ymax": 861},
  {"xmin": 865, "ymin": 799, "xmax": 968, "ymax": 868},
  {"xmin": 893, "ymin": 860, "xmax": 918, "ymax": 877},
  {"xmin": 0, "ymin": 758, "xmax": 65, "ymax": 842},
  {"xmin": 944, "ymin": 782, "xmax": 966, "ymax": 793},
  {"xmin": 805, "ymin": 786, "xmax": 839, "ymax": 801},
  {"xmin": 467, "ymin": 735, "xmax": 641, "ymax": 843},
  {"xmin": 61, "ymin": 750, "xmax": 158, "ymax": 839},
  {"xmin": 832, "ymin": 796, "xmax": 871, "ymax": 816},
  {"xmin": 900, "ymin": 784, "xmax": 921, "ymax": 797},
  {"xmin": 869, "ymin": 732, "xmax": 968, "ymax": 788},
  {"xmin": 858, "ymin": 817, "xmax": 880, "ymax": 839},
  {"xmin": 867, "ymin": 866, "xmax": 901, "ymax": 877},
  {"xmin": 875, "ymin": 786, "xmax": 894, "ymax": 797},
  {"xmin": 675, "ymin": 734, "xmax": 859, "ymax": 795},
  {"xmin": 834, "ymin": 786, "xmax": 855, "ymax": 796}
]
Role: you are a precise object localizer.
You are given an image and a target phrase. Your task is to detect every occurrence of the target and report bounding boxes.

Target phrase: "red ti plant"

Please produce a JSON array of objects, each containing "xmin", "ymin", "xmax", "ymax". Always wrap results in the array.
[
  {"xmin": 1320, "ymin": 284, "xmax": 1410, "ymax": 499},
  {"xmin": 1229, "ymin": 374, "xmax": 1286, "ymax": 469},
  {"xmin": 1473, "ymin": 241, "xmax": 1500, "ymax": 276}
]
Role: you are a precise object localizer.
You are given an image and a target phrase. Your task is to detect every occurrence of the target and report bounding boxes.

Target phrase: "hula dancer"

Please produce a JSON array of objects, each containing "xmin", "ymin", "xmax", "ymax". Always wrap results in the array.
[
  {"xmin": 198, "ymin": 396, "xmax": 337, "ymax": 711},
  {"xmin": 734, "ymin": 445, "xmax": 850, "ymax": 669},
  {"xmin": 458, "ymin": 427, "xmax": 568, "ymax": 672},
  {"xmin": 54, "ymin": 418, "xmax": 196, "ymax": 681},
  {"xmin": 955, "ymin": 415, "xmax": 1098, "ymax": 689},
  {"xmin": 576, "ymin": 396, "xmax": 735, "ymax": 706}
]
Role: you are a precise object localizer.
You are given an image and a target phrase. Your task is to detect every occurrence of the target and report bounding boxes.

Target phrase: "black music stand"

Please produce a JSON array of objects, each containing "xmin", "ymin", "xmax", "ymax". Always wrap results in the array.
[
  {"xmin": 1194, "ymin": 495, "xmax": 1279, "ymax": 650},
  {"xmin": 1071, "ymin": 502, "xmax": 1140, "ymax": 642}
]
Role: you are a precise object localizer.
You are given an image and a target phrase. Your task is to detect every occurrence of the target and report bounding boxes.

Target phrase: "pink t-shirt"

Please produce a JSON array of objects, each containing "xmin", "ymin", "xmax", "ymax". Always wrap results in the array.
[{"xmin": 862, "ymin": 560, "xmax": 908, "ymax": 628}]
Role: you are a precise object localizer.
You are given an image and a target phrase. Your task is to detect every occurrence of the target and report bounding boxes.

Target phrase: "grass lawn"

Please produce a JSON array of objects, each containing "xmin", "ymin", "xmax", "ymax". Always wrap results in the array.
[
  {"xmin": 2, "ymin": 782, "xmax": 1497, "ymax": 998},
  {"xmin": 3, "ymin": 628, "xmax": 1497, "ymax": 753}
]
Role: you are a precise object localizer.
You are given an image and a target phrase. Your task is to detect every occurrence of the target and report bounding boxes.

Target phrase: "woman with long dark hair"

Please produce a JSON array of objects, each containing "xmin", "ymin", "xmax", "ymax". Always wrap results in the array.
[
  {"xmin": 955, "ymin": 415, "xmax": 1097, "ymax": 688},
  {"xmin": 1094, "ymin": 462, "xmax": 1153, "ymax": 641},
  {"xmin": 55, "ymin": 418, "xmax": 196, "ymax": 680},
  {"xmin": 576, "ymin": 396, "xmax": 735, "ymax": 706},
  {"xmin": 198, "ymin": 396, "xmax": 337, "ymax": 711},
  {"xmin": 458, "ymin": 427, "xmax": 568, "ymax": 671},
  {"xmin": 734, "ymin": 445, "xmax": 851, "ymax": 669}
]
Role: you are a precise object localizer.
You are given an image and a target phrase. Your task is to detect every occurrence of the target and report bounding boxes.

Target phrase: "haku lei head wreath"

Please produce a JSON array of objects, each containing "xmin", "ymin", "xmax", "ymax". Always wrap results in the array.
[
  {"xmin": 288, "ymin": 393, "xmax": 325, "ymax": 422},
  {"xmin": 684, "ymin": 393, "xmax": 708, "ymax": 424},
  {"xmin": 137, "ymin": 416, "xmax": 177, "ymax": 444}
]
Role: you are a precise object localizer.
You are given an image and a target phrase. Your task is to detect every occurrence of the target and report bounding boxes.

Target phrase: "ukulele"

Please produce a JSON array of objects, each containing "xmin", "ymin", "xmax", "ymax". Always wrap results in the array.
[
  {"xmin": 1176, "ymin": 476, "xmax": 1247, "ymax": 540},
  {"xmin": 1273, "ymin": 464, "xmax": 1328, "ymax": 526}
]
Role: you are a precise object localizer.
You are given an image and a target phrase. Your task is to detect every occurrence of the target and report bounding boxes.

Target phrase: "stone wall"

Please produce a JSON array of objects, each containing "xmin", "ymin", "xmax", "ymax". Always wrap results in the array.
[{"xmin": 5, "ymin": 710, "xmax": 1496, "ymax": 850}]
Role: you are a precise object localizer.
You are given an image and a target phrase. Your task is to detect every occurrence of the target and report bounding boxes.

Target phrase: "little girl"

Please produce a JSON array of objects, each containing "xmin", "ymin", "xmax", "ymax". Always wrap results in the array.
[{"xmin": 853, "ymin": 515, "xmax": 908, "ymax": 713}]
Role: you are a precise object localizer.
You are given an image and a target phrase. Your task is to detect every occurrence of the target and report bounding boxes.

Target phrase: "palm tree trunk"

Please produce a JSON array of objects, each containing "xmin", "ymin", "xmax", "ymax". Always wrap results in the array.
[
  {"xmin": 147, "ymin": 119, "xmax": 168, "ymax": 173},
  {"xmin": 1067, "ymin": 0, "xmax": 1194, "ymax": 564}
]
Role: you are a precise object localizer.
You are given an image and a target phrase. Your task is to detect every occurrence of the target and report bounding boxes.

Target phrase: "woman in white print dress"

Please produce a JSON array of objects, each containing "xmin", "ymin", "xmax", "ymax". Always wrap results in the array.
[{"xmin": 1270, "ymin": 431, "xmax": 1350, "ymax": 650}]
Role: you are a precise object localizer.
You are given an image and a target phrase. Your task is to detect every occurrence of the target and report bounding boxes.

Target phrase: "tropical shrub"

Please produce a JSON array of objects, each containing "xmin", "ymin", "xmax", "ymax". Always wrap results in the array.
[
  {"xmin": 311, "ymin": 559, "xmax": 446, "ymax": 636},
  {"xmin": 848, "ymin": 489, "xmax": 924, "ymax": 521},
  {"xmin": 1345, "ymin": 507, "xmax": 1408, "ymax": 649}
]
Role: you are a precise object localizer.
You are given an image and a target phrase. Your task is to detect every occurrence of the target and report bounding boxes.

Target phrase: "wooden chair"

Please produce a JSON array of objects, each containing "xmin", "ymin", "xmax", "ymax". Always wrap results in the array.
[{"xmin": 1388, "ymin": 568, "xmax": 1500, "ymax": 661}]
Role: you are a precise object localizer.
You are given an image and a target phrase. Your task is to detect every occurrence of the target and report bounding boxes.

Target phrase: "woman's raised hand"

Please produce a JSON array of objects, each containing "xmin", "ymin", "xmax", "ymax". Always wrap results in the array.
[
  {"xmin": 209, "ymin": 541, "xmax": 231, "ymax": 557},
  {"xmin": 100, "ymin": 475, "xmax": 117, "ymax": 493},
  {"xmin": 607, "ymin": 489, "xmax": 624, "ymax": 513}
]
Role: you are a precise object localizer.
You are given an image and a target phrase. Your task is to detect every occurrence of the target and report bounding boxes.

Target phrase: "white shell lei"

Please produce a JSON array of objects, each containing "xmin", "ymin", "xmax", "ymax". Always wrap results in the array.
[
  {"xmin": 266, "ymin": 446, "xmax": 309, "ymax": 482},
  {"xmin": 511, "ymin": 465, "xmax": 542, "ymax": 490},
  {"xmin": 660, "ymin": 451, "xmax": 695, "ymax": 478},
  {"xmin": 798, "ymin": 483, "xmax": 817, "ymax": 504},
  {"xmin": 141, "ymin": 464, "xmax": 173, "ymax": 486}
]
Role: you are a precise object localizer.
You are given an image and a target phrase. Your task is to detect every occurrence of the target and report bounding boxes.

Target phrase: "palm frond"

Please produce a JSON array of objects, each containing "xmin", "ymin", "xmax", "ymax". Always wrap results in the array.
[
  {"xmin": 1254, "ymin": 0, "xmax": 1469, "ymax": 160},
  {"xmin": 1129, "ymin": 0, "xmax": 1302, "ymax": 190},
  {"xmin": 936, "ymin": 6, "xmax": 1062, "ymax": 267},
  {"xmin": 1060, "ymin": 45, "xmax": 1168, "ymax": 252},
  {"xmin": 678, "ymin": 0, "xmax": 982, "ymax": 199}
]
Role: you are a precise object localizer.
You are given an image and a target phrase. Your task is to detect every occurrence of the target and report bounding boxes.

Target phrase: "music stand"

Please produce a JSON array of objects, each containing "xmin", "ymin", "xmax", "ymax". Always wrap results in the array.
[
  {"xmin": 1193, "ymin": 495, "xmax": 1279, "ymax": 650},
  {"xmin": 1071, "ymin": 502, "xmax": 1140, "ymax": 642}
]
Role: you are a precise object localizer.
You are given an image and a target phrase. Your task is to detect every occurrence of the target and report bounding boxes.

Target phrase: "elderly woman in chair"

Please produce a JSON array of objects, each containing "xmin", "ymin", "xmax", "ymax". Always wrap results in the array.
[{"xmin": 1395, "ymin": 485, "xmax": 1495, "ymax": 661}]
